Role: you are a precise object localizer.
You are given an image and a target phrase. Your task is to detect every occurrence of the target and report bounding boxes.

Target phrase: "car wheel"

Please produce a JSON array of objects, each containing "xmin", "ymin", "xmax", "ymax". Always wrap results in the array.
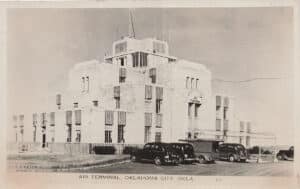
[
  {"xmin": 131, "ymin": 155, "xmax": 137, "ymax": 162},
  {"xmin": 229, "ymin": 155, "xmax": 235, "ymax": 162},
  {"xmin": 277, "ymin": 154, "xmax": 283, "ymax": 160},
  {"xmin": 198, "ymin": 156, "xmax": 206, "ymax": 164},
  {"xmin": 154, "ymin": 157, "xmax": 162, "ymax": 166},
  {"xmin": 178, "ymin": 157, "xmax": 184, "ymax": 164}
]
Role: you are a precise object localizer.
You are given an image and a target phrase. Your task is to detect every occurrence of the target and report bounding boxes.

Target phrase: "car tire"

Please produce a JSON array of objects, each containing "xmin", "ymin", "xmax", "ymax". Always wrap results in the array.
[
  {"xmin": 178, "ymin": 157, "xmax": 184, "ymax": 164},
  {"xmin": 229, "ymin": 155, "xmax": 235, "ymax": 162},
  {"xmin": 131, "ymin": 155, "xmax": 137, "ymax": 162},
  {"xmin": 198, "ymin": 156, "xmax": 206, "ymax": 164},
  {"xmin": 154, "ymin": 157, "xmax": 162, "ymax": 166},
  {"xmin": 277, "ymin": 154, "xmax": 283, "ymax": 160}
]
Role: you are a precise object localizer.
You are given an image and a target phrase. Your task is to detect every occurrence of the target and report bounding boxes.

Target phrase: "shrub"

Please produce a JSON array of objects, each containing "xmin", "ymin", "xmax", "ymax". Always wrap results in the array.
[
  {"xmin": 93, "ymin": 146, "xmax": 116, "ymax": 154},
  {"xmin": 123, "ymin": 146, "xmax": 140, "ymax": 154}
]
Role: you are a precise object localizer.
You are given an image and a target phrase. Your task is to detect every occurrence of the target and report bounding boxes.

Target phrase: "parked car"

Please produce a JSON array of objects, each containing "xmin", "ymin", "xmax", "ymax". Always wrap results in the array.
[
  {"xmin": 217, "ymin": 143, "xmax": 248, "ymax": 162},
  {"xmin": 170, "ymin": 143, "xmax": 197, "ymax": 163},
  {"xmin": 179, "ymin": 139, "xmax": 222, "ymax": 164},
  {"xmin": 130, "ymin": 142, "xmax": 180, "ymax": 165},
  {"xmin": 277, "ymin": 146, "xmax": 294, "ymax": 160}
]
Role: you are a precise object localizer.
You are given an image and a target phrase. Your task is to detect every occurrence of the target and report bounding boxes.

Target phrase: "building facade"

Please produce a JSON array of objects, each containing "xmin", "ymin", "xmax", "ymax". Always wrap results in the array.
[{"xmin": 11, "ymin": 37, "xmax": 214, "ymax": 147}]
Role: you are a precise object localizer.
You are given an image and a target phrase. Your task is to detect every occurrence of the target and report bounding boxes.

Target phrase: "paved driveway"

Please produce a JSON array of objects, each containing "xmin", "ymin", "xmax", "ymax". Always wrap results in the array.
[{"xmin": 81, "ymin": 160, "xmax": 294, "ymax": 176}]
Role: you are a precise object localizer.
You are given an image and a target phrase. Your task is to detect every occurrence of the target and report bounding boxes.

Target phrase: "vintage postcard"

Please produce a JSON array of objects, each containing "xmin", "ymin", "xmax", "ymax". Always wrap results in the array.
[{"xmin": 1, "ymin": 1, "xmax": 299, "ymax": 189}]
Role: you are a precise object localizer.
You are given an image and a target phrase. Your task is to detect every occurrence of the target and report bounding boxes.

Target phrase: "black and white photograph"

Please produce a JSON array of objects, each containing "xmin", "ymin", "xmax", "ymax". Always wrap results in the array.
[{"xmin": 2, "ymin": 2, "xmax": 299, "ymax": 189}]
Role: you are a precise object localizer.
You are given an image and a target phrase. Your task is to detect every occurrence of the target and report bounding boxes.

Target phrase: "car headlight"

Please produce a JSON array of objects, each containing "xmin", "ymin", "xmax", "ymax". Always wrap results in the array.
[
  {"xmin": 164, "ymin": 155, "xmax": 169, "ymax": 159},
  {"xmin": 184, "ymin": 154, "xmax": 188, "ymax": 158}
]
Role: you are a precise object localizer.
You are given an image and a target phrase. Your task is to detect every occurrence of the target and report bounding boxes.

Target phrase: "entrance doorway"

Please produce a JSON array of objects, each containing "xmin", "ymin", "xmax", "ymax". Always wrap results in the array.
[{"xmin": 42, "ymin": 134, "xmax": 46, "ymax": 148}]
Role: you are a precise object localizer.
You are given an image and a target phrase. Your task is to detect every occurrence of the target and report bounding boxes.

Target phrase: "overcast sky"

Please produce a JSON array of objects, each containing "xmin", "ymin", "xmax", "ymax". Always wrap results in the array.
[{"xmin": 7, "ymin": 8, "xmax": 294, "ymax": 145}]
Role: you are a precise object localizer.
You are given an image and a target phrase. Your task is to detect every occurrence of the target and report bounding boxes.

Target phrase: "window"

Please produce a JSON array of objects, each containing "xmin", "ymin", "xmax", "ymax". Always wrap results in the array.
[
  {"xmin": 240, "ymin": 122, "xmax": 245, "ymax": 132},
  {"xmin": 105, "ymin": 130, "xmax": 112, "ymax": 143},
  {"xmin": 74, "ymin": 102, "xmax": 78, "ymax": 108},
  {"xmin": 247, "ymin": 122, "xmax": 251, "ymax": 133},
  {"xmin": 216, "ymin": 96, "xmax": 222, "ymax": 108},
  {"xmin": 223, "ymin": 107, "xmax": 228, "ymax": 120},
  {"xmin": 216, "ymin": 119, "xmax": 221, "ymax": 131},
  {"xmin": 144, "ymin": 113, "xmax": 152, "ymax": 126},
  {"xmin": 86, "ymin": 76, "xmax": 89, "ymax": 92},
  {"xmin": 196, "ymin": 79, "xmax": 199, "ymax": 89},
  {"xmin": 105, "ymin": 111, "xmax": 114, "ymax": 125},
  {"xmin": 93, "ymin": 100, "xmax": 98, "ymax": 107},
  {"xmin": 156, "ymin": 99, "xmax": 162, "ymax": 114},
  {"xmin": 156, "ymin": 114, "xmax": 162, "ymax": 128},
  {"xmin": 117, "ymin": 125, "xmax": 125, "ymax": 143},
  {"xmin": 155, "ymin": 132, "xmax": 162, "ymax": 142},
  {"xmin": 119, "ymin": 68, "xmax": 126, "ymax": 83},
  {"xmin": 50, "ymin": 112, "xmax": 55, "ymax": 126},
  {"xmin": 144, "ymin": 126, "xmax": 151, "ymax": 143},
  {"xmin": 56, "ymin": 94, "xmax": 62, "ymax": 109},
  {"xmin": 32, "ymin": 113, "xmax": 38, "ymax": 126},
  {"xmin": 188, "ymin": 103, "xmax": 193, "ymax": 117},
  {"xmin": 40, "ymin": 113, "xmax": 46, "ymax": 127},
  {"xmin": 19, "ymin": 114, "xmax": 24, "ymax": 126},
  {"xmin": 145, "ymin": 85, "xmax": 153, "ymax": 100},
  {"xmin": 120, "ymin": 57, "xmax": 125, "ymax": 66},
  {"xmin": 132, "ymin": 52, "xmax": 139, "ymax": 67},
  {"xmin": 116, "ymin": 98, "xmax": 120, "ymax": 109},
  {"xmin": 186, "ymin": 77, "xmax": 190, "ymax": 88},
  {"xmin": 118, "ymin": 111, "xmax": 126, "ymax": 125},
  {"xmin": 191, "ymin": 78, "xmax": 194, "ymax": 89},
  {"xmin": 66, "ymin": 111, "xmax": 72, "ymax": 125},
  {"xmin": 246, "ymin": 136, "xmax": 251, "ymax": 147},
  {"xmin": 75, "ymin": 110, "xmax": 81, "ymax": 125},
  {"xmin": 67, "ymin": 125, "xmax": 72, "ymax": 142},
  {"xmin": 13, "ymin": 115, "xmax": 17, "ymax": 128},
  {"xmin": 149, "ymin": 68, "xmax": 156, "ymax": 83},
  {"xmin": 81, "ymin": 77, "xmax": 85, "ymax": 92},
  {"xmin": 75, "ymin": 130, "xmax": 81, "ymax": 143},
  {"xmin": 156, "ymin": 87, "xmax": 163, "ymax": 100},
  {"xmin": 33, "ymin": 127, "xmax": 37, "ymax": 142},
  {"xmin": 223, "ymin": 120, "xmax": 229, "ymax": 131},
  {"xmin": 195, "ymin": 104, "xmax": 201, "ymax": 117}
]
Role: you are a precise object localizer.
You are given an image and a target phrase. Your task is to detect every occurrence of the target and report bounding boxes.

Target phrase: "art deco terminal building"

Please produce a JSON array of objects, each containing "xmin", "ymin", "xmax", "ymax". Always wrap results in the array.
[{"xmin": 11, "ymin": 36, "xmax": 264, "ymax": 150}]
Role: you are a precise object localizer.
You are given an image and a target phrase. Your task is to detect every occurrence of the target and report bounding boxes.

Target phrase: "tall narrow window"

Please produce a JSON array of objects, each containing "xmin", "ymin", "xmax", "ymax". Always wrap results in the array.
[
  {"xmin": 188, "ymin": 103, "xmax": 193, "ymax": 117},
  {"xmin": 56, "ymin": 94, "xmax": 62, "ymax": 109},
  {"xmin": 93, "ymin": 100, "xmax": 98, "ymax": 107},
  {"xmin": 145, "ymin": 85, "xmax": 153, "ymax": 100},
  {"xmin": 50, "ymin": 112, "xmax": 55, "ymax": 126},
  {"xmin": 105, "ymin": 130, "xmax": 112, "ymax": 143},
  {"xmin": 144, "ymin": 126, "xmax": 151, "ymax": 143},
  {"xmin": 156, "ymin": 100, "xmax": 162, "ymax": 114},
  {"xmin": 119, "ymin": 68, "xmax": 126, "ymax": 83},
  {"xmin": 186, "ymin": 77, "xmax": 190, "ymax": 88},
  {"xmin": 105, "ymin": 111, "xmax": 114, "ymax": 125},
  {"xmin": 195, "ymin": 104, "xmax": 201, "ymax": 117},
  {"xmin": 117, "ymin": 125, "xmax": 125, "ymax": 143},
  {"xmin": 75, "ymin": 110, "xmax": 81, "ymax": 126},
  {"xmin": 82, "ymin": 77, "xmax": 85, "ymax": 92},
  {"xmin": 191, "ymin": 78, "xmax": 194, "ymax": 89},
  {"xmin": 196, "ymin": 79, "xmax": 199, "ymax": 89},
  {"xmin": 155, "ymin": 132, "xmax": 162, "ymax": 142},
  {"xmin": 216, "ymin": 119, "xmax": 221, "ymax": 131},
  {"xmin": 149, "ymin": 68, "xmax": 156, "ymax": 84},
  {"xmin": 86, "ymin": 76, "xmax": 89, "ymax": 92},
  {"xmin": 75, "ymin": 130, "xmax": 81, "ymax": 143},
  {"xmin": 116, "ymin": 98, "xmax": 120, "ymax": 109}
]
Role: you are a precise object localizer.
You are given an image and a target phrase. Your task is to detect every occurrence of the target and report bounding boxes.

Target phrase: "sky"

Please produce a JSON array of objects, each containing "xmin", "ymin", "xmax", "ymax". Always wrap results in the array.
[{"xmin": 7, "ymin": 8, "xmax": 294, "ymax": 145}]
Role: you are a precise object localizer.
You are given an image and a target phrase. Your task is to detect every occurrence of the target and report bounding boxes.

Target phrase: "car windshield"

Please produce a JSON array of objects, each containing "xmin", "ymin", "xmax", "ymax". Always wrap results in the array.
[{"xmin": 235, "ymin": 145, "xmax": 245, "ymax": 151}]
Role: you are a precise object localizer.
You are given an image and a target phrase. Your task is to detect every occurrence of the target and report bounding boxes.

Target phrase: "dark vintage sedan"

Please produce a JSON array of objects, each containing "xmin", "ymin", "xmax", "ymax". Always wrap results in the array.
[
  {"xmin": 130, "ymin": 142, "xmax": 180, "ymax": 165},
  {"xmin": 170, "ymin": 143, "xmax": 197, "ymax": 163},
  {"xmin": 218, "ymin": 143, "xmax": 248, "ymax": 162},
  {"xmin": 277, "ymin": 146, "xmax": 294, "ymax": 160}
]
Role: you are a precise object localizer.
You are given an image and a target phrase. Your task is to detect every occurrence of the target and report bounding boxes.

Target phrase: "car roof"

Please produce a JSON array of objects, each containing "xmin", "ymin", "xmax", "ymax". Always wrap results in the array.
[
  {"xmin": 220, "ymin": 143, "xmax": 244, "ymax": 146},
  {"xmin": 170, "ymin": 142, "xmax": 192, "ymax": 146}
]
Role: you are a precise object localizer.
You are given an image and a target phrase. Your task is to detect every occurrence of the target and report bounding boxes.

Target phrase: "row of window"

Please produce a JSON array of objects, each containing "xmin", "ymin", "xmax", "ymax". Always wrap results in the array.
[
  {"xmin": 186, "ymin": 77, "xmax": 200, "ymax": 89},
  {"xmin": 144, "ymin": 127, "xmax": 162, "ymax": 143},
  {"xmin": 104, "ymin": 125, "xmax": 125, "ymax": 143},
  {"xmin": 132, "ymin": 52, "xmax": 148, "ymax": 67},
  {"xmin": 187, "ymin": 103, "xmax": 201, "ymax": 117}
]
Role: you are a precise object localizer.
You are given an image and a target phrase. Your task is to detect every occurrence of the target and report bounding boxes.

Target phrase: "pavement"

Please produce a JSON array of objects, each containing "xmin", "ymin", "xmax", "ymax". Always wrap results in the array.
[
  {"xmin": 77, "ymin": 160, "xmax": 294, "ymax": 176},
  {"xmin": 7, "ymin": 153, "xmax": 130, "ymax": 172}
]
